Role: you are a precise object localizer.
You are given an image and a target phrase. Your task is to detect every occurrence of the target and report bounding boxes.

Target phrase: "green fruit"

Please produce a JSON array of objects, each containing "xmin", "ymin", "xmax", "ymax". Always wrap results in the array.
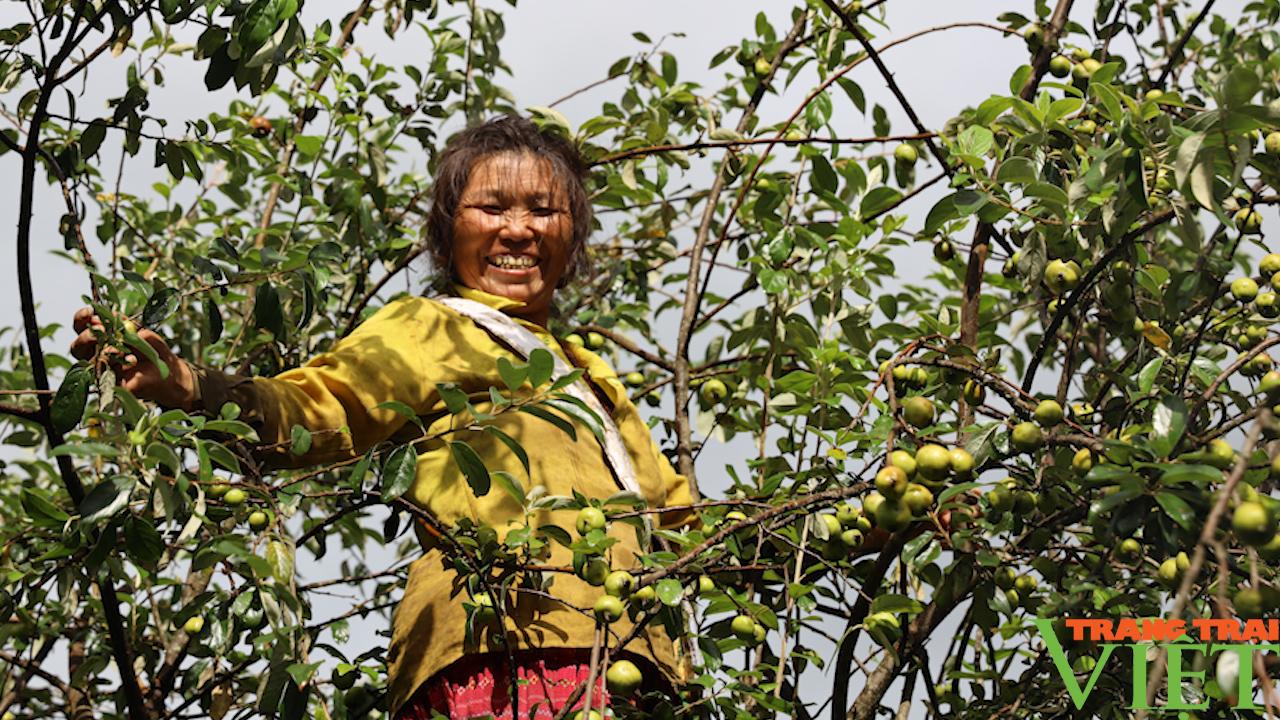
[
  {"xmin": 836, "ymin": 503, "xmax": 861, "ymax": 527},
  {"xmin": 564, "ymin": 333, "xmax": 585, "ymax": 348},
  {"xmin": 933, "ymin": 240, "xmax": 955, "ymax": 262},
  {"xmin": 1233, "ymin": 501, "xmax": 1277, "ymax": 546},
  {"xmin": 994, "ymin": 567, "xmax": 1016, "ymax": 590},
  {"xmin": 1118, "ymin": 538, "xmax": 1142, "ymax": 560},
  {"xmin": 1176, "ymin": 551, "xmax": 1191, "ymax": 573},
  {"xmin": 1014, "ymin": 574, "xmax": 1038, "ymax": 594},
  {"xmin": 862, "ymin": 491, "xmax": 886, "ymax": 517},
  {"xmin": 183, "ymin": 616, "xmax": 205, "ymax": 634},
  {"xmin": 606, "ymin": 659, "xmax": 644, "ymax": 697},
  {"xmin": 586, "ymin": 331, "xmax": 606, "ymax": 349},
  {"xmin": 604, "ymin": 571, "xmax": 634, "ymax": 598},
  {"xmin": 472, "ymin": 592, "xmax": 497, "ymax": 623},
  {"xmin": 888, "ymin": 449, "xmax": 917, "ymax": 478},
  {"xmin": 1206, "ymin": 439, "xmax": 1236, "ymax": 469},
  {"xmin": 698, "ymin": 575, "xmax": 716, "ymax": 595},
  {"xmin": 576, "ymin": 507, "xmax": 607, "ymax": 535},
  {"xmin": 1259, "ymin": 532, "xmax": 1280, "ymax": 560},
  {"xmin": 1074, "ymin": 57, "xmax": 1102, "ymax": 80},
  {"xmin": 1257, "ymin": 292, "xmax": 1279, "ymax": 318},
  {"xmin": 208, "ymin": 482, "xmax": 230, "ymax": 498},
  {"xmin": 223, "ymin": 488, "xmax": 247, "ymax": 506},
  {"xmin": 1145, "ymin": 88, "xmax": 1165, "ymax": 101},
  {"xmin": 594, "ymin": 595, "xmax": 625, "ymax": 622},
  {"xmin": 874, "ymin": 499, "xmax": 913, "ymax": 531},
  {"xmin": 1235, "ymin": 208, "xmax": 1263, "ymax": 234},
  {"xmin": 840, "ymin": 528, "xmax": 864, "ymax": 548},
  {"xmin": 578, "ymin": 557, "xmax": 610, "ymax": 586},
  {"xmin": 1048, "ymin": 55, "xmax": 1072, "ymax": 78},
  {"xmin": 247, "ymin": 510, "xmax": 269, "ymax": 531},
  {"xmin": 914, "ymin": 444, "xmax": 952, "ymax": 482},
  {"xmin": 987, "ymin": 486, "xmax": 1015, "ymax": 513},
  {"xmin": 894, "ymin": 143, "xmax": 919, "ymax": 165},
  {"xmin": 1033, "ymin": 399, "xmax": 1064, "ymax": 427},
  {"xmin": 1158, "ymin": 557, "xmax": 1181, "ymax": 585},
  {"xmin": 624, "ymin": 371, "xmax": 646, "ymax": 387},
  {"xmin": 631, "ymin": 585, "xmax": 656, "ymax": 604},
  {"xmin": 1235, "ymin": 588, "xmax": 1265, "ymax": 619},
  {"xmin": 820, "ymin": 512, "xmax": 843, "ymax": 536},
  {"xmin": 332, "ymin": 665, "xmax": 359, "ymax": 690},
  {"xmin": 699, "ymin": 378, "xmax": 729, "ymax": 404},
  {"xmin": 949, "ymin": 447, "xmax": 975, "ymax": 477},
  {"xmin": 1011, "ymin": 422, "xmax": 1044, "ymax": 453},
  {"xmin": 754, "ymin": 57, "xmax": 772, "ymax": 76},
  {"xmin": 1232, "ymin": 277, "xmax": 1260, "ymax": 302},
  {"xmin": 1266, "ymin": 131, "xmax": 1280, "ymax": 156},
  {"xmin": 1043, "ymin": 259, "xmax": 1080, "ymax": 295},
  {"xmin": 962, "ymin": 380, "xmax": 986, "ymax": 406},
  {"xmin": 902, "ymin": 396, "xmax": 936, "ymax": 428},
  {"xmin": 875, "ymin": 466, "xmax": 909, "ymax": 499},
  {"xmin": 1077, "ymin": 119, "xmax": 1097, "ymax": 134},
  {"xmin": 731, "ymin": 614, "xmax": 757, "ymax": 641},
  {"xmin": 1272, "ymin": 454, "xmax": 1280, "ymax": 480},
  {"xmin": 573, "ymin": 712, "xmax": 603, "ymax": 720},
  {"xmin": 903, "ymin": 483, "xmax": 934, "ymax": 516},
  {"xmin": 1022, "ymin": 24, "xmax": 1044, "ymax": 48},
  {"xmin": 1261, "ymin": 254, "xmax": 1280, "ymax": 277}
]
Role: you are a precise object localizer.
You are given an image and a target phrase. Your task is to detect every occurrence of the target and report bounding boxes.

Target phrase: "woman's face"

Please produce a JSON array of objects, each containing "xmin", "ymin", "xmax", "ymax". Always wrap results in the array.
[{"xmin": 452, "ymin": 152, "xmax": 574, "ymax": 325}]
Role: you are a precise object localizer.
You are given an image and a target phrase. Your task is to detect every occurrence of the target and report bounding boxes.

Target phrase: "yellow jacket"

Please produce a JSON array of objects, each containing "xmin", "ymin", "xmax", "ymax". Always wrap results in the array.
[{"xmin": 194, "ymin": 285, "xmax": 693, "ymax": 714}]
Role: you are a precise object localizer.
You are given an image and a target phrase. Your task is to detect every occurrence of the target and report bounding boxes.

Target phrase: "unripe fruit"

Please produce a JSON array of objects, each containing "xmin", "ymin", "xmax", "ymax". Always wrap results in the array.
[
  {"xmin": 578, "ymin": 557, "xmax": 610, "ymax": 586},
  {"xmin": 994, "ymin": 567, "xmax": 1016, "ymax": 590},
  {"xmin": 1260, "ymin": 254, "xmax": 1280, "ymax": 277},
  {"xmin": 875, "ymin": 466, "xmax": 909, "ymax": 499},
  {"xmin": 987, "ymin": 486, "xmax": 1014, "ymax": 513},
  {"xmin": 754, "ymin": 57, "xmax": 772, "ymax": 76},
  {"xmin": 1235, "ymin": 588, "xmax": 1265, "ymax": 619},
  {"xmin": 472, "ymin": 592, "xmax": 497, "ymax": 622},
  {"xmin": 1176, "ymin": 551, "xmax": 1191, "ymax": 573},
  {"xmin": 564, "ymin": 333, "xmax": 585, "ymax": 348},
  {"xmin": 1206, "ymin": 439, "xmax": 1236, "ymax": 469},
  {"xmin": 840, "ymin": 528, "xmax": 864, "ymax": 547},
  {"xmin": 949, "ymin": 447, "xmax": 975, "ymax": 477},
  {"xmin": 208, "ymin": 482, "xmax": 230, "ymax": 498},
  {"xmin": 836, "ymin": 503, "xmax": 861, "ymax": 527},
  {"xmin": 700, "ymin": 378, "xmax": 729, "ymax": 404},
  {"xmin": 1144, "ymin": 88, "xmax": 1164, "ymax": 101},
  {"xmin": 573, "ymin": 712, "xmax": 603, "ymax": 720},
  {"xmin": 1022, "ymin": 24, "xmax": 1044, "ymax": 48},
  {"xmin": 1077, "ymin": 119, "xmax": 1097, "ymax": 134},
  {"xmin": 1232, "ymin": 501, "xmax": 1276, "ymax": 546},
  {"xmin": 1235, "ymin": 208, "xmax": 1263, "ymax": 234},
  {"xmin": 915, "ymin": 444, "xmax": 952, "ymax": 483},
  {"xmin": 1073, "ymin": 57, "xmax": 1102, "ymax": 80},
  {"xmin": 1011, "ymin": 422, "xmax": 1044, "ymax": 453},
  {"xmin": 1048, "ymin": 55, "xmax": 1072, "ymax": 78},
  {"xmin": 247, "ymin": 510, "xmax": 269, "ymax": 531},
  {"xmin": 183, "ymin": 616, "xmax": 205, "ymax": 634},
  {"xmin": 604, "ymin": 571, "xmax": 634, "ymax": 598},
  {"xmin": 1232, "ymin": 277, "xmax": 1260, "ymax": 302},
  {"xmin": 902, "ymin": 396, "xmax": 936, "ymax": 428},
  {"xmin": 963, "ymin": 379, "xmax": 985, "ymax": 406},
  {"xmin": 1257, "ymin": 292, "xmax": 1280, "ymax": 318},
  {"xmin": 576, "ymin": 507, "xmax": 607, "ymax": 535},
  {"xmin": 698, "ymin": 575, "xmax": 716, "ymax": 595},
  {"xmin": 624, "ymin": 371, "xmax": 646, "ymax": 387},
  {"xmin": 903, "ymin": 483, "xmax": 934, "ymax": 516},
  {"xmin": 894, "ymin": 143, "xmax": 919, "ymax": 165},
  {"xmin": 1272, "ymin": 454, "xmax": 1280, "ymax": 480},
  {"xmin": 631, "ymin": 585, "xmax": 656, "ymax": 604},
  {"xmin": 1267, "ymin": 131, "xmax": 1280, "ymax": 156},
  {"xmin": 1118, "ymin": 538, "xmax": 1142, "ymax": 560},
  {"xmin": 933, "ymin": 240, "xmax": 955, "ymax": 262},
  {"xmin": 594, "ymin": 595, "xmax": 625, "ymax": 623},
  {"xmin": 874, "ymin": 499, "xmax": 913, "ymax": 531},
  {"xmin": 863, "ymin": 491, "xmax": 886, "ymax": 517},
  {"xmin": 888, "ymin": 449, "xmax": 917, "ymax": 478},
  {"xmin": 606, "ymin": 659, "xmax": 644, "ymax": 697},
  {"xmin": 586, "ymin": 331, "xmax": 606, "ymax": 349},
  {"xmin": 1158, "ymin": 557, "xmax": 1181, "ymax": 585},
  {"xmin": 223, "ymin": 488, "xmax": 247, "ymax": 506},
  {"xmin": 731, "ymin": 614, "xmax": 757, "ymax": 641},
  {"xmin": 820, "ymin": 513, "xmax": 843, "ymax": 537},
  {"xmin": 1033, "ymin": 399, "xmax": 1064, "ymax": 427},
  {"xmin": 1043, "ymin": 259, "xmax": 1080, "ymax": 295}
]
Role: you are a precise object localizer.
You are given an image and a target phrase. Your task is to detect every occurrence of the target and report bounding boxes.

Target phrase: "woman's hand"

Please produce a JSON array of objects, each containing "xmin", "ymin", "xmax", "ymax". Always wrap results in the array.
[{"xmin": 69, "ymin": 307, "xmax": 199, "ymax": 411}]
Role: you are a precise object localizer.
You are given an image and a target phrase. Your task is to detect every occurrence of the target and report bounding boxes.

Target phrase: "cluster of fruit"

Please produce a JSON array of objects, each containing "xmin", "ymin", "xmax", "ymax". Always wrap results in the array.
[{"xmin": 208, "ymin": 482, "xmax": 271, "ymax": 532}]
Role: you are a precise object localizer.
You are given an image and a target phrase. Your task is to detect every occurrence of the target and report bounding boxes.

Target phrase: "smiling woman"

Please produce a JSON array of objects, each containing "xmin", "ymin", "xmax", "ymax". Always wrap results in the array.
[{"xmin": 68, "ymin": 116, "xmax": 693, "ymax": 720}]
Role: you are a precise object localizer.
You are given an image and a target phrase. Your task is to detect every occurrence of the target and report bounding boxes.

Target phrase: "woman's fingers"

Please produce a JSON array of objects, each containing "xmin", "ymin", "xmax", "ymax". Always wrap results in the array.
[
  {"xmin": 72, "ymin": 307, "xmax": 98, "ymax": 333},
  {"xmin": 70, "ymin": 327, "xmax": 100, "ymax": 360}
]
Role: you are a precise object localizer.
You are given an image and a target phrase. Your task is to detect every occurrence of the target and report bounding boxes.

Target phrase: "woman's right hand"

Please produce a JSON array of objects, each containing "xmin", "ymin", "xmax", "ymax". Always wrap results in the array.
[{"xmin": 69, "ymin": 307, "xmax": 200, "ymax": 411}]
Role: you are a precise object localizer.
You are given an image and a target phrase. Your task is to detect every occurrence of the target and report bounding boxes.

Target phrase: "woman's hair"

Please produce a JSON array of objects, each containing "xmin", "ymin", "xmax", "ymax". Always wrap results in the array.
[{"xmin": 424, "ymin": 115, "xmax": 593, "ymax": 291}]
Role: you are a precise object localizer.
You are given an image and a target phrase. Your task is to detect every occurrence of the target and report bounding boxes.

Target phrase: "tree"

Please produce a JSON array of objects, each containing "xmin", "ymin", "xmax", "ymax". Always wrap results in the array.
[{"xmin": 1, "ymin": 0, "xmax": 1279, "ymax": 718}]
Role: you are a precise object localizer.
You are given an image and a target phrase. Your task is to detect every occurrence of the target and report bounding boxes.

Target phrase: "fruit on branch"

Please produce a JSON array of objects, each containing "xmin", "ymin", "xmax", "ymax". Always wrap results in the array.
[
  {"xmin": 183, "ymin": 615, "xmax": 205, "ymax": 634},
  {"xmin": 1042, "ymin": 259, "xmax": 1081, "ymax": 295},
  {"xmin": 1076, "ymin": 119, "xmax": 1098, "ymax": 135},
  {"xmin": 606, "ymin": 659, "xmax": 643, "ymax": 697},
  {"xmin": 994, "ymin": 567, "xmax": 1016, "ymax": 590},
  {"xmin": 836, "ymin": 503, "xmax": 861, "ymax": 527},
  {"xmin": 699, "ymin": 378, "xmax": 729, "ymax": 404},
  {"xmin": 585, "ymin": 332, "xmax": 606, "ymax": 350},
  {"xmin": 697, "ymin": 575, "xmax": 716, "ymax": 595},
  {"xmin": 893, "ymin": 143, "xmax": 918, "ymax": 165},
  {"xmin": 962, "ymin": 379, "xmax": 985, "ymax": 406},
  {"xmin": 564, "ymin": 333, "xmax": 585, "ymax": 348},
  {"xmin": 624, "ymin": 371, "xmax": 646, "ymax": 387},
  {"xmin": 1071, "ymin": 448, "xmax": 1094, "ymax": 475},
  {"xmin": 223, "ymin": 488, "xmax": 247, "ymax": 506},
  {"xmin": 875, "ymin": 466, "xmax": 909, "ymax": 499},
  {"xmin": 594, "ymin": 595, "xmax": 624, "ymax": 623},
  {"xmin": 1231, "ymin": 277, "xmax": 1260, "ymax": 302},
  {"xmin": 887, "ymin": 448, "xmax": 918, "ymax": 479},
  {"xmin": 576, "ymin": 556, "xmax": 610, "ymax": 586},
  {"xmin": 576, "ymin": 507, "xmax": 607, "ymax": 535},
  {"xmin": 903, "ymin": 483, "xmax": 934, "ymax": 516},
  {"xmin": 1048, "ymin": 55, "xmax": 1072, "ymax": 78},
  {"xmin": 840, "ymin": 528, "xmax": 864, "ymax": 548},
  {"xmin": 1205, "ymin": 439, "xmax": 1237, "ymax": 470},
  {"xmin": 1266, "ymin": 131, "xmax": 1280, "ymax": 156},
  {"xmin": 1072, "ymin": 58, "xmax": 1102, "ymax": 81},
  {"xmin": 933, "ymin": 239, "xmax": 955, "ymax": 261},
  {"xmin": 754, "ymin": 57, "xmax": 772, "ymax": 77},
  {"xmin": 1144, "ymin": 88, "xmax": 1165, "ymax": 101},
  {"xmin": 949, "ymin": 447, "xmax": 975, "ymax": 478},
  {"xmin": 1235, "ymin": 208, "xmax": 1263, "ymax": 234},
  {"xmin": 914, "ymin": 444, "xmax": 952, "ymax": 485},
  {"xmin": 247, "ymin": 510, "xmax": 269, "ymax": 531},
  {"xmin": 1257, "ymin": 292, "xmax": 1279, "ymax": 318},
  {"xmin": 1261, "ymin": 371, "xmax": 1280, "ymax": 398},
  {"xmin": 604, "ymin": 571, "xmax": 634, "ymax": 598},
  {"xmin": 472, "ymin": 592, "xmax": 497, "ymax": 623},
  {"xmin": 986, "ymin": 484, "xmax": 1015, "ymax": 513},
  {"xmin": 902, "ymin": 396, "xmax": 936, "ymax": 428},
  {"xmin": 1117, "ymin": 537, "xmax": 1142, "ymax": 560},
  {"xmin": 1022, "ymin": 24, "xmax": 1044, "ymax": 49},
  {"xmin": 1010, "ymin": 422, "xmax": 1044, "ymax": 453},
  {"xmin": 731, "ymin": 614, "xmax": 758, "ymax": 641},
  {"xmin": 874, "ymin": 498, "xmax": 913, "ymax": 531},
  {"xmin": 1033, "ymin": 399, "xmax": 1064, "ymax": 427},
  {"xmin": 573, "ymin": 712, "xmax": 603, "ymax": 720},
  {"xmin": 1232, "ymin": 501, "xmax": 1277, "ymax": 546},
  {"xmin": 631, "ymin": 585, "xmax": 655, "ymax": 605},
  {"xmin": 820, "ymin": 513, "xmax": 843, "ymax": 537},
  {"xmin": 208, "ymin": 482, "xmax": 230, "ymax": 498},
  {"xmin": 248, "ymin": 116, "xmax": 272, "ymax": 137}
]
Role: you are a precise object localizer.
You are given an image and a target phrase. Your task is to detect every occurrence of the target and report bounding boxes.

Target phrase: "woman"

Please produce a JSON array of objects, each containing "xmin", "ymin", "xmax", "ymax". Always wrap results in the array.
[{"xmin": 71, "ymin": 116, "xmax": 693, "ymax": 719}]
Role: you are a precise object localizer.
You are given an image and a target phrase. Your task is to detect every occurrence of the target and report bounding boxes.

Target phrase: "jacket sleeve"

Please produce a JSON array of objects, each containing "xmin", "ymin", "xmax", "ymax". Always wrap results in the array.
[
  {"xmin": 193, "ymin": 298, "xmax": 446, "ymax": 470},
  {"xmin": 654, "ymin": 448, "xmax": 695, "ymax": 530}
]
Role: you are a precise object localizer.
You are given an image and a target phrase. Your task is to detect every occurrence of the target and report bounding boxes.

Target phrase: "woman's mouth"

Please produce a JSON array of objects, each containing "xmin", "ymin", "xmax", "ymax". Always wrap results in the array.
[{"xmin": 488, "ymin": 254, "xmax": 538, "ymax": 270}]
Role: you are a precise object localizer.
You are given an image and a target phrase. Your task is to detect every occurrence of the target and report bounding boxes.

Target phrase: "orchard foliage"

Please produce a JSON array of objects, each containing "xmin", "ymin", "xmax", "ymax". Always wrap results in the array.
[{"xmin": 2, "ymin": 0, "xmax": 1280, "ymax": 718}]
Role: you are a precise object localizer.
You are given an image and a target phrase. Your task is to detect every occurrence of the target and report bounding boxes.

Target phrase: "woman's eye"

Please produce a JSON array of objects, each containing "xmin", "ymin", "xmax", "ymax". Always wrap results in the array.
[
  {"xmin": 532, "ymin": 207, "xmax": 556, "ymax": 217},
  {"xmin": 481, "ymin": 205, "xmax": 504, "ymax": 215}
]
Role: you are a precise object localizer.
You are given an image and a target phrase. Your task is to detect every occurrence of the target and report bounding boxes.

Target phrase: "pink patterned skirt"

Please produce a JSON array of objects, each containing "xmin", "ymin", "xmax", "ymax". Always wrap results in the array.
[{"xmin": 396, "ymin": 648, "xmax": 610, "ymax": 720}]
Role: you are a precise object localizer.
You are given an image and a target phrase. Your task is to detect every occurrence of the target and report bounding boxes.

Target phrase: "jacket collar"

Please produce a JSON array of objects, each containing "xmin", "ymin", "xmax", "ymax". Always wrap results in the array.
[{"xmin": 452, "ymin": 284, "xmax": 528, "ymax": 314}]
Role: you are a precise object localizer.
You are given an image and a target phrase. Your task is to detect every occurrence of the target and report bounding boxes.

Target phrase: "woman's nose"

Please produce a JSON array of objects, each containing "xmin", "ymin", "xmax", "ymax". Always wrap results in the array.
[{"xmin": 499, "ymin": 209, "xmax": 537, "ymax": 241}]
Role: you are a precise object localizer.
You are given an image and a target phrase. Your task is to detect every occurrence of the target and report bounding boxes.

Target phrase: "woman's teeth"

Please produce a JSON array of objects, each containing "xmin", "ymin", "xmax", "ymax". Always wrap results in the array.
[{"xmin": 490, "ymin": 255, "xmax": 537, "ymax": 269}]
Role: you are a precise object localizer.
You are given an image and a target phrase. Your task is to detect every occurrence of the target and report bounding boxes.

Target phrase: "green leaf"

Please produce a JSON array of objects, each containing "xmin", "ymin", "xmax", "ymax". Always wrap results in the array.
[
  {"xmin": 289, "ymin": 425, "xmax": 311, "ymax": 456},
  {"xmin": 124, "ymin": 515, "xmax": 164, "ymax": 566},
  {"xmin": 655, "ymin": 578, "xmax": 684, "ymax": 606},
  {"xmin": 285, "ymin": 661, "xmax": 322, "ymax": 687},
  {"xmin": 375, "ymin": 401, "xmax": 424, "ymax": 430},
  {"xmin": 484, "ymin": 426, "xmax": 530, "ymax": 477},
  {"xmin": 436, "ymin": 382, "xmax": 470, "ymax": 415},
  {"xmin": 254, "ymin": 282, "xmax": 285, "ymax": 339},
  {"xmin": 1137, "ymin": 357, "xmax": 1164, "ymax": 395},
  {"xmin": 265, "ymin": 539, "xmax": 295, "ymax": 585},
  {"xmin": 491, "ymin": 471, "xmax": 527, "ymax": 507},
  {"xmin": 51, "ymin": 364, "xmax": 92, "ymax": 434},
  {"xmin": 870, "ymin": 593, "xmax": 924, "ymax": 616},
  {"xmin": 142, "ymin": 287, "xmax": 180, "ymax": 327},
  {"xmin": 450, "ymin": 441, "xmax": 491, "ymax": 497},
  {"xmin": 1223, "ymin": 65, "xmax": 1260, "ymax": 107},
  {"xmin": 1150, "ymin": 395, "xmax": 1187, "ymax": 458},
  {"xmin": 293, "ymin": 135, "xmax": 323, "ymax": 156},
  {"xmin": 528, "ymin": 348, "xmax": 555, "ymax": 388},
  {"xmin": 1155, "ymin": 491, "xmax": 1195, "ymax": 530},
  {"xmin": 496, "ymin": 357, "xmax": 527, "ymax": 392},
  {"xmin": 379, "ymin": 445, "xmax": 418, "ymax": 501},
  {"xmin": 860, "ymin": 186, "xmax": 903, "ymax": 218},
  {"xmin": 22, "ymin": 488, "xmax": 69, "ymax": 525},
  {"xmin": 80, "ymin": 475, "xmax": 135, "ymax": 523},
  {"xmin": 519, "ymin": 405, "xmax": 577, "ymax": 441}
]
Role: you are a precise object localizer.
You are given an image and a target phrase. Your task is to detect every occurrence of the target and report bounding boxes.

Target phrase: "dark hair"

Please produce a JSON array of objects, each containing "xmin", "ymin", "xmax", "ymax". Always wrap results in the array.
[{"xmin": 424, "ymin": 115, "xmax": 593, "ymax": 292}]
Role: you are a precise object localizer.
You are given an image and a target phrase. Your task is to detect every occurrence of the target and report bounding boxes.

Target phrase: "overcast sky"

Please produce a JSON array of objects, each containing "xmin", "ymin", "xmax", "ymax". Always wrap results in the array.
[{"xmin": 0, "ymin": 1, "xmax": 1264, "ymax": 716}]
